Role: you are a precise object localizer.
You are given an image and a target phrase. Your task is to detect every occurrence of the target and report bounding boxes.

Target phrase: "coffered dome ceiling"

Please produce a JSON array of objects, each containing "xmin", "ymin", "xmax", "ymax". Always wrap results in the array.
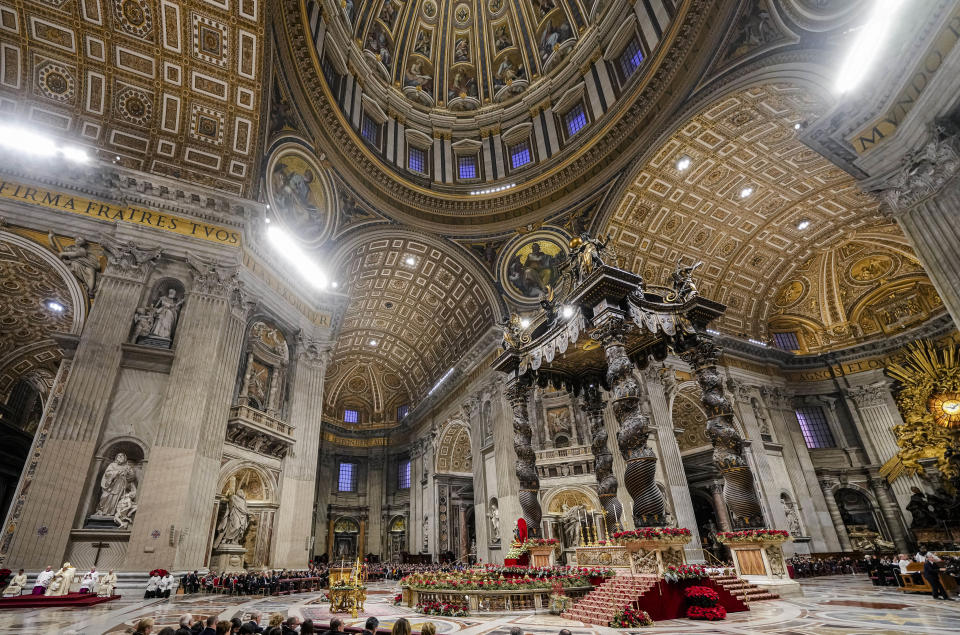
[{"xmin": 347, "ymin": 0, "xmax": 592, "ymax": 111}]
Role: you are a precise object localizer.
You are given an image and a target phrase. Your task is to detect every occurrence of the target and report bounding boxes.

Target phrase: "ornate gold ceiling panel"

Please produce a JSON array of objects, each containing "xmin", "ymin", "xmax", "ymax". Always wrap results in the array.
[
  {"xmin": 0, "ymin": 0, "xmax": 264, "ymax": 195},
  {"xmin": 768, "ymin": 227, "xmax": 945, "ymax": 352},
  {"xmin": 435, "ymin": 422, "xmax": 471, "ymax": 473},
  {"xmin": 0, "ymin": 232, "xmax": 76, "ymax": 400},
  {"xmin": 326, "ymin": 235, "xmax": 497, "ymax": 406},
  {"xmin": 606, "ymin": 83, "xmax": 886, "ymax": 342}
]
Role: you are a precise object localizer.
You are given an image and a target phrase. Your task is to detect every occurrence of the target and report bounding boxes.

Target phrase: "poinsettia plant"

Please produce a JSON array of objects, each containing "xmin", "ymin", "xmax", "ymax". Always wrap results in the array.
[
  {"xmin": 685, "ymin": 585, "xmax": 725, "ymax": 620},
  {"xmin": 609, "ymin": 606, "xmax": 654, "ymax": 627},
  {"xmin": 687, "ymin": 605, "xmax": 726, "ymax": 620},
  {"xmin": 416, "ymin": 600, "xmax": 469, "ymax": 616},
  {"xmin": 612, "ymin": 527, "xmax": 692, "ymax": 542},
  {"xmin": 524, "ymin": 538, "xmax": 559, "ymax": 548},
  {"xmin": 663, "ymin": 564, "xmax": 707, "ymax": 583},
  {"xmin": 716, "ymin": 529, "xmax": 790, "ymax": 543}
]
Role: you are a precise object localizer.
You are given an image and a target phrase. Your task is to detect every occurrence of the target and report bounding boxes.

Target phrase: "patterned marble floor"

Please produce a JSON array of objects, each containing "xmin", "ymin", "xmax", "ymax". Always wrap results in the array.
[{"xmin": 1, "ymin": 575, "xmax": 958, "ymax": 635}]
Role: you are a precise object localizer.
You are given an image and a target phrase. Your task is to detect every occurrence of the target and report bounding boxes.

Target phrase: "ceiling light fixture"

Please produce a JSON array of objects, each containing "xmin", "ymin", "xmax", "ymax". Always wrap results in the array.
[
  {"xmin": 0, "ymin": 124, "xmax": 89, "ymax": 162},
  {"xmin": 796, "ymin": 219, "xmax": 811, "ymax": 231},
  {"xmin": 675, "ymin": 156, "xmax": 691, "ymax": 171},
  {"xmin": 331, "ymin": 281, "xmax": 338, "ymax": 288},
  {"xmin": 739, "ymin": 186, "xmax": 754, "ymax": 199},
  {"xmin": 369, "ymin": 339, "xmax": 378, "ymax": 346},
  {"xmin": 427, "ymin": 367, "xmax": 455, "ymax": 397},
  {"xmin": 835, "ymin": 0, "xmax": 906, "ymax": 94},
  {"xmin": 520, "ymin": 317, "xmax": 531, "ymax": 328},
  {"xmin": 794, "ymin": 123, "xmax": 802, "ymax": 130},
  {"xmin": 405, "ymin": 256, "xmax": 416, "ymax": 266},
  {"xmin": 561, "ymin": 305, "xmax": 574, "ymax": 319},
  {"xmin": 45, "ymin": 300, "xmax": 65, "ymax": 313},
  {"xmin": 266, "ymin": 225, "xmax": 329, "ymax": 290},
  {"xmin": 470, "ymin": 183, "xmax": 516, "ymax": 196}
]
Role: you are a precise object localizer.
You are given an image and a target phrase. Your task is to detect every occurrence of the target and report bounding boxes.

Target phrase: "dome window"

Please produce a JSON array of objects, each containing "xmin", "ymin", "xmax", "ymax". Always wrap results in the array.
[
  {"xmin": 408, "ymin": 146, "xmax": 427, "ymax": 174},
  {"xmin": 360, "ymin": 113, "xmax": 381, "ymax": 148},
  {"xmin": 510, "ymin": 140, "xmax": 532, "ymax": 169},
  {"xmin": 619, "ymin": 37, "xmax": 644, "ymax": 79},
  {"xmin": 563, "ymin": 103, "xmax": 587, "ymax": 138},
  {"xmin": 343, "ymin": 408, "xmax": 359, "ymax": 423},
  {"xmin": 457, "ymin": 154, "xmax": 479, "ymax": 181}
]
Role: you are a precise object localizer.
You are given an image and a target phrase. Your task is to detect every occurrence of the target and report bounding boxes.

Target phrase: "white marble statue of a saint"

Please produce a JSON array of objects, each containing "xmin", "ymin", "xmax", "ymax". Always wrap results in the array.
[
  {"xmin": 488, "ymin": 502, "xmax": 501, "ymax": 543},
  {"xmin": 213, "ymin": 487, "xmax": 249, "ymax": 549},
  {"xmin": 561, "ymin": 504, "xmax": 585, "ymax": 547},
  {"xmin": 95, "ymin": 453, "xmax": 136, "ymax": 518},
  {"xmin": 148, "ymin": 288, "xmax": 184, "ymax": 340},
  {"xmin": 49, "ymin": 232, "xmax": 100, "ymax": 297}
]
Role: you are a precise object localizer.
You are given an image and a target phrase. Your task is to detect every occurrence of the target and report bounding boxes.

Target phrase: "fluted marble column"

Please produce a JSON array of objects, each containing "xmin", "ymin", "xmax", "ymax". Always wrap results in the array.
[
  {"xmin": 127, "ymin": 256, "xmax": 253, "ymax": 570},
  {"xmin": 819, "ymin": 480, "xmax": 852, "ymax": 552},
  {"xmin": 844, "ymin": 382, "xmax": 924, "ymax": 518},
  {"xmin": 1, "ymin": 240, "xmax": 159, "ymax": 569},
  {"xmin": 643, "ymin": 367, "xmax": 703, "ymax": 557},
  {"xmin": 880, "ymin": 124, "xmax": 960, "ymax": 323},
  {"xmin": 367, "ymin": 451, "xmax": 385, "ymax": 557},
  {"xmin": 273, "ymin": 335, "xmax": 329, "ymax": 567},
  {"xmin": 868, "ymin": 476, "xmax": 909, "ymax": 552},
  {"xmin": 727, "ymin": 380, "xmax": 778, "ymax": 527}
]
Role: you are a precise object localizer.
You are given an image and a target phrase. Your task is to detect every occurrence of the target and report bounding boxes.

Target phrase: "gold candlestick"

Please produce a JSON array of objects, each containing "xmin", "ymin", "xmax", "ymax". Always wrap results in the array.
[
  {"xmin": 579, "ymin": 522, "xmax": 586, "ymax": 546},
  {"xmin": 601, "ymin": 509, "xmax": 608, "ymax": 540}
]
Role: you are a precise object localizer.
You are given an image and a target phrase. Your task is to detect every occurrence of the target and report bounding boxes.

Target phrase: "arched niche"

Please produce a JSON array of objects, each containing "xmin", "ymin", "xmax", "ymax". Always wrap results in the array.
[
  {"xmin": 435, "ymin": 422, "xmax": 472, "ymax": 473},
  {"xmin": 212, "ymin": 464, "xmax": 279, "ymax": 570},
  {"xmin": 332, "ymin": 516, "xmax": 361, "ymax": 564},
  {"xmin": 780, "ymin": 491, "xmax": 804, "ymax": 537},
  {"xmin": 131, "ymin": 277, "xmax": 187, "ymax": 348},
  {"xmin": 236, "ymin": 318, "xmax": 290, "ymax": 416},
  {"xmin": 84, "ymin": 437, "xmax": 147, "ymax": 530},
  {"xmin": 834, "ymin": 486, "xmax": 881, "ymax": 535},
  {"xmin": 387, "ymin": 514, "xmax": 406, "ymax": 561}
]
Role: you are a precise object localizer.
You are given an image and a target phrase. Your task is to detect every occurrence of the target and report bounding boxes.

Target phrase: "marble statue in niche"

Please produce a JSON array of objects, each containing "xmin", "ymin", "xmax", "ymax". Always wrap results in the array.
[
  {"xmin": 214, "ymin": 480, "xmax": 250, "ymax": 548},
  {"xmin": 132, "ymin": 284, "xmax": 185, "ymax": 348},
  {"xmin": 487, "ymin": 498, "xmax": 501, "ymax": 543},
  {"xmin": 48, "ymin": 232, "xmax": 100, "ymax": 297},
  {"xmin": 91, "ymin": 452, "xmax": 139, "ymax": 529},
  {"xmin": 561, "ymin": 503, "xmax": 585, "ymax": 547}
]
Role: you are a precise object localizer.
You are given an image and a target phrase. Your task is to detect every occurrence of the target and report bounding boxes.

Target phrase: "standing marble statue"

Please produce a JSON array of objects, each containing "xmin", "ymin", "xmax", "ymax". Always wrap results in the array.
[
  {"xmin": 213, "ymin": 487, "xmax": 249, "ymax": 548},
  {"xmin": 48, "ymin": 232, "xmax": 100, "ymax": 297},
  {"xmin": 148, "ymin": 288, "xmax": 184, "ymax": 340},
  {"xmin": 487, "ymin": 500, "xmax": 501, "ymax": 543},
  {"xmin": 561, "ymin": 504, "xmax": 585, "ymax": 548},
  {"xmin": 95, "ymin": 453, "xmax": 137, "ymax": 519},
  {"xmin": 114, "ymin": 483, "xmax": 138, "ymax": 529}
]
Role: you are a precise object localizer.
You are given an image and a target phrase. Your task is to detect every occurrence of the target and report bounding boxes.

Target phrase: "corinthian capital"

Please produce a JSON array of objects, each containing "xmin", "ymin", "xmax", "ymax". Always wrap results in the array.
[
  {"xmin": 297, "ymin": 330, "xmax": 331, "ymax": 367},
  {"xmin": 846, "ymin": 383, "xmax": 888, "ymax": 408},
  {"xmin": 881, "ymin": 120, "xmax": 960, "ymax": 213},
  {"xmin": 100, "ymin": 236, "xmax": 161, "ymax": 281}
]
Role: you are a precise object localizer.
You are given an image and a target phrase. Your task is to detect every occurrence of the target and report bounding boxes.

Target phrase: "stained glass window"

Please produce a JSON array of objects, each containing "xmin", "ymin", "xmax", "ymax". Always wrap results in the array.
[
  {"xmin": 565, "ymin": 103, "xmax": 587, "ymax": 137},
  {"xmin": 338, "ymin": 462, "xmax": 356, "ymax": 492},
  {"xmin": 795, "ymin": 406, "xmax": 836, "ymax": 449}
]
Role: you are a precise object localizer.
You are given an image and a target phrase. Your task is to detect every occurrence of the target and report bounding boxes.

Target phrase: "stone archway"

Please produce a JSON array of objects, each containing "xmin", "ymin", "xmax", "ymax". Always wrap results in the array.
[{"xmin": 211, "ymin": 464, "xmax": 279, "ymax": 570}]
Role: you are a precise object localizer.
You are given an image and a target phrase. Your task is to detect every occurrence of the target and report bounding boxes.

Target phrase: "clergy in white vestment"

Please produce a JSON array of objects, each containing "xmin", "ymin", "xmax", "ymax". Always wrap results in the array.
[
  {"xmin": 32, "ymin": 566, "xmax": 54, "ymax": 595},
  {"xmin": 160, "ymin": 573, "xmax": 175, "ymax": 598},
  {"xmin": 97, "ymin": 570, "xmax": 118, "ymax": 597},
  {"xmin": 144, "ymin": 573, "xmax": 161, "ymax": 599},
  {"xmin": 3, "ymin": 569, "xmax": 27, "ymax": 596},
  {"xmin": 79, "ymin": 568, "xmax": 99, "ymax": 593},
  {"xmin": 44, "ymin": 562, "xmax": 76, "ymax": 596}
]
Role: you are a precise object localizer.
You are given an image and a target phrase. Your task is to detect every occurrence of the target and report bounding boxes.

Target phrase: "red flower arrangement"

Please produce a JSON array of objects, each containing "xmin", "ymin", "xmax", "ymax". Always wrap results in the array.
[
  {"xmin": 685, "ymin": 585, "xmax": 725, "ymax": 620},
  {"xmin": 715, "ymin": 529, "xmax": 790, "ymax": 543},
  {"xmin": 149, "ymin": 569, "xmax": 170, "ymax": 577},
  {"xmin": 609, "ymin": 606, "xmax": 654, "ymax": 627},
  {"xmin": 663, "ymin": 564, "xmax": 707, "ymax": 583},
  {"xmin": 415, "ymin": 600, "xmax": 470, "ymax": 617},
  {"xmin": 525, "ymin": 538, "xmax": 559, "ymax": 546},
  {"xmin": 394, "ymin": 593, "xmax": 403, "ymax": 605},
  {"xmin": 612, "ymin": 527, "xmax": 691, "ymax": 542},
  {"xmin": 687, "ymin": 605, "xmax": 727, "ymax": 620}
]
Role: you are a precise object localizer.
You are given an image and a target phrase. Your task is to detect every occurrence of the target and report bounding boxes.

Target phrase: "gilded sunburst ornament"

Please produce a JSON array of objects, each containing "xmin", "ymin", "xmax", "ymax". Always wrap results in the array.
[{"xmin": 882, "ymin": 340, "xmax": 960, "ymax": 483}]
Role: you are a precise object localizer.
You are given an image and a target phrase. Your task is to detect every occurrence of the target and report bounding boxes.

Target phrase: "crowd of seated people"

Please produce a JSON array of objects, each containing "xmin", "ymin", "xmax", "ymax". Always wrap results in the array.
[{"xmin": 787, "ymin": 555, "xmax": 869, "ymax": 578}]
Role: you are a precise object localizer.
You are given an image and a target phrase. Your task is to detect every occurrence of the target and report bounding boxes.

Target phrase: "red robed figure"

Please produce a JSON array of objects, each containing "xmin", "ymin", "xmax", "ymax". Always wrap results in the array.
[{"xmin": 517, "ymin": 518, "xmax": 527, "ymax": 542}]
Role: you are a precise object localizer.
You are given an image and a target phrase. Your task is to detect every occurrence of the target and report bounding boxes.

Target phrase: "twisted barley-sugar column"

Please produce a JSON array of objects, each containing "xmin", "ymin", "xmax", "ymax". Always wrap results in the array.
[
  {"xmin": 681, "ymin": 339, "xmax": 764, "ymax": 528},
  {"xmin": 600, "ymin": 321, "xmax": 666, "ymax": 527},
  {"xmin": 582, "ymin": 386, "xmax": 623, "ymax": 534},
  {"xmin": 505, "ymin": 378, "xmax": 542, "ymax": 537}
]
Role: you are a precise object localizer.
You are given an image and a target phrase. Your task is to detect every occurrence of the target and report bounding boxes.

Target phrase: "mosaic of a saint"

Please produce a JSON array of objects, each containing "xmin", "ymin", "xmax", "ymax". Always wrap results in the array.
[
  {"xmin": 506, "ymin": 240, "xmax": 562, "ymax": 298},
  {"xmin": 269, "ymin": 155, "xmax": 329, "ymax": 241}
]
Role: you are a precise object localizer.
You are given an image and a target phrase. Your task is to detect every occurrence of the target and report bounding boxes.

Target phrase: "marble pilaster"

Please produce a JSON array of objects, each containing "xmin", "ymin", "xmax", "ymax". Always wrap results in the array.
[
  {"xmin": 2, "ymin": 241, "xmax": 159, "ymax": 569},
  {"xmin": 273, "ymin": 335, "xmax": 329, "ymax": 567},
  {"xmin": 643, "ymin": 367, "xmax": 703, "ymax": 559},
  {"xmin": 126, "ymin": 257, "xmax": 253, "ymax": 570},
  {"xmin": 868, "ymin": 476, "xmax": 909, "ymax": 552},
  {"xmin": 819, "ymin": 480, "xmax": 853, "ymax": 552}
]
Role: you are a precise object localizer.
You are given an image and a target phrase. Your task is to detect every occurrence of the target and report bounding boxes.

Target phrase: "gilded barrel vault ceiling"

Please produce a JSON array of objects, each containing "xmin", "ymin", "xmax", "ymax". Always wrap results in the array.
[
  {"xmin": 768, "ymin": 228, "xmax": 945, "ymax": 353},
  {"xmin": 0, "ymin": 0, "xmax": 265, "ymax": 195},
  {"xmin": 324, "ymin": 235, "xmax": 498, "ymax": 412},
  {"xmin": 0, "ymin": 232, "xmax": 76, "ymax": 402},
  {"xmin": 606, "ymin": 83, "xmax": 891, "ymax": 344},
  {"xmin": 435, "ymin": 422, "xmax": 471, "ymax": 473}
]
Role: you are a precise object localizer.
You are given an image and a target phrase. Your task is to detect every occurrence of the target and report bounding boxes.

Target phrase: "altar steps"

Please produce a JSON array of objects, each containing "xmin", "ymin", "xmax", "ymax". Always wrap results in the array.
[
  {"xmin": 709, "ymin": 574, "xmax": 780, "ymax": 602},
  {"xmin": 561, "ymin": 575, "xmax": 658, "ymax": 626}
]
